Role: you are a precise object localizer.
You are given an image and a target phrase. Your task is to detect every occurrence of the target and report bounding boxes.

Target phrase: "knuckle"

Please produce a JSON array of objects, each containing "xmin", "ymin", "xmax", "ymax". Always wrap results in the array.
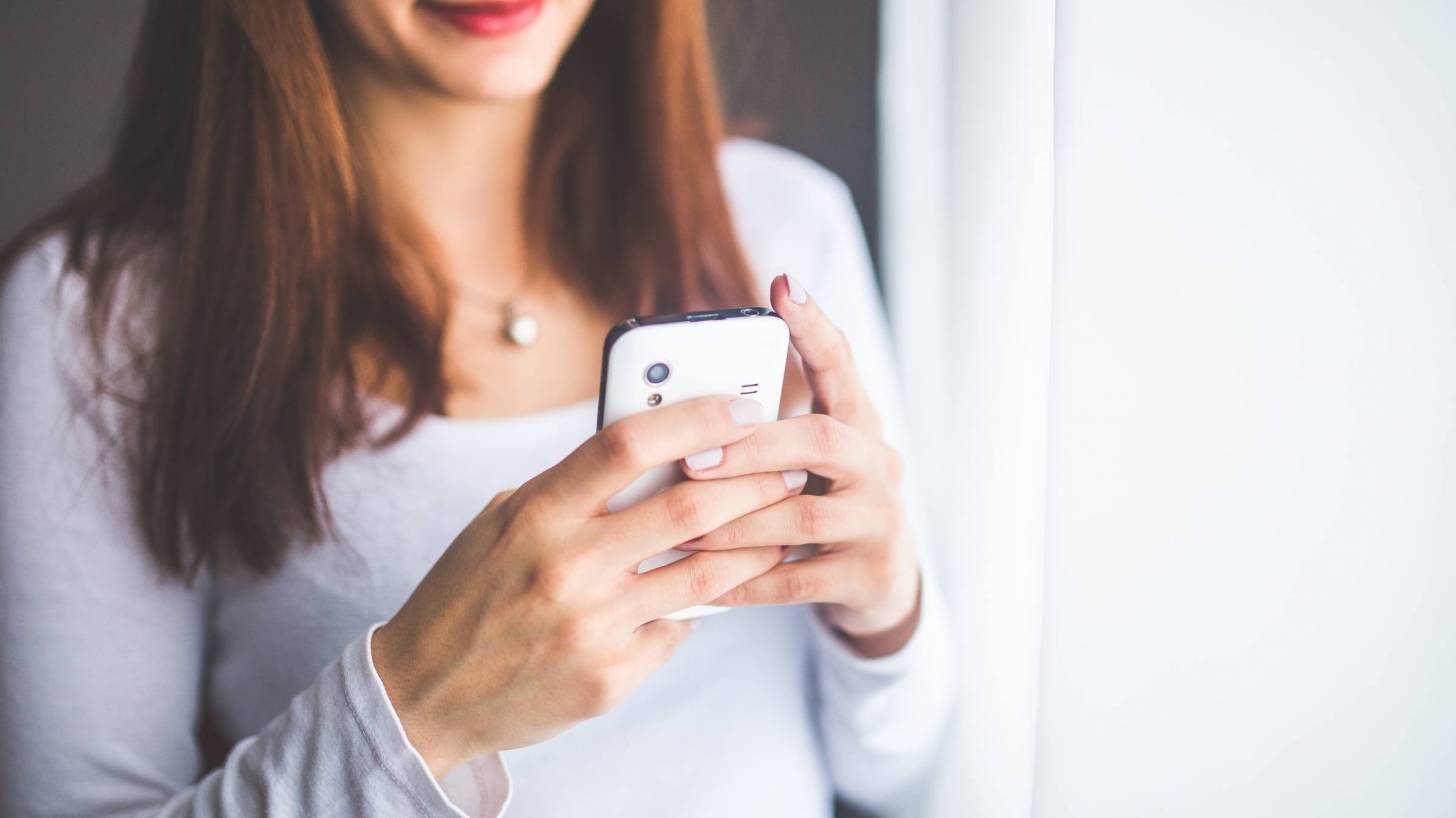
[
  {"xmin": 710, "ymin": 517, "xmax": 745, "ymax": 549},
  {"xmin": 598, "ymin": 422, "xmax": 647, "ymax": 473},
  {"xmin": 795, "ymin": 497, "xmax": 833, "ymax": 541},
  {"xmin": 782, "ymin": 570, "xmax": 820, "ymax": 603},
  {"xmin": 655, "ymin": 622, "xmax": 691, "ymax": 653},
  {"xmin": 585, "ymin": 654, "xmax": 639, "ymax": 717},
  {"xmin": 554, "ymin": 613, "xmax": 599, "ymax": 654},
  {"xmin": 730, "ymin": 428, "xmax": 762, "ymax": 465},
  {"xmin": 695, "ymin": 396, "xmax": 728, "ymax": 429},
  {"xmin": 477, "ymin": 489, "xmax": 527, "ymax": 536},
  {"xmin": 688, "ymin": 559, "xmax": 725, "ymax": 602},
  {"xmin": 501, "ymin": 492, "xmax": 547, "ymax": 534},
  {"xmin": 663, "ymin": 489, "xmax": 706, "ymax": 533},
  {"xmin": 531, "ymin": 559, "xmax": 579, "ymax": 606},
  {"xmin": 807, "ymin": 414, "xmax": 846, "ymax": 459},
  {"xmin": 578, "ymin": 668, "xmax": 618, "ymax": 716}
]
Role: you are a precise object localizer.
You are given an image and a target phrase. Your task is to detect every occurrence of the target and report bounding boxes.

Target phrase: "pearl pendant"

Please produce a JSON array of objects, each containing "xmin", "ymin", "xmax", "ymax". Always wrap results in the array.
[{"xmin": 504, "ymin": 303, "xmax": 539, "ymax": 347}]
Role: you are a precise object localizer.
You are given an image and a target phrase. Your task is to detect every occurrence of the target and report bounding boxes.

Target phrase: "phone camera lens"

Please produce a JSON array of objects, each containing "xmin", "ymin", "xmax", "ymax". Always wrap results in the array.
[
  {"xmin": 644, "ymin": 362, "xmax": 671, "ymax": 385},
  {"xmin": 740, "ymin": 307, "xmax": 760, "ymax": 316}
]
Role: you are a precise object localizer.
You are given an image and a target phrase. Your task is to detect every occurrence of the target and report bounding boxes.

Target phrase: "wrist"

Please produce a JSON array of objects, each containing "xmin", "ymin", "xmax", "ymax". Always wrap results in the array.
[
  {"xmin": 371, "ymin": 622, "xmax": 469, "ymax": 779},
  {"xmin": 825, "ymin": 571, "xmax": 923, "ymax": 658}
]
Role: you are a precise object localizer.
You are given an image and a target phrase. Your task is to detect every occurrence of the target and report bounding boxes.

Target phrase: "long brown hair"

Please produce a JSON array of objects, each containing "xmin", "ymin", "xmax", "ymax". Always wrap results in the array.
[{"xmin": 0, "ymin": 0, "xmax": 757, "ymax": 580}]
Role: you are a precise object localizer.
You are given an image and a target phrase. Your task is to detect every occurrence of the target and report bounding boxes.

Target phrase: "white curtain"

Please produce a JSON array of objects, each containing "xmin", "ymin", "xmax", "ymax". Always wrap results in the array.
[
  {"xmin": 881, "ymin": 2, "xmax": 1456, "ymax": 817},
  {"xmin": 880, "ymin": 2, "xmax": 1056, "ymax": 816}
]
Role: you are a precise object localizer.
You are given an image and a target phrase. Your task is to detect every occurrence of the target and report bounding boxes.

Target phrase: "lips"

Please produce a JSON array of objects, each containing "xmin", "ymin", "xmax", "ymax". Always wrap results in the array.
[{"xmin": 417, "ymin": 0, "xmax": 544, "ymax": 37}]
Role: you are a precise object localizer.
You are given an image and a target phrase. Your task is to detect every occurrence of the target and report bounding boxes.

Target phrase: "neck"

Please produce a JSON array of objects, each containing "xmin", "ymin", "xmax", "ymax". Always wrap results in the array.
[{"xmin": 340, "ymin": 59, "xmax": 541, "ymax": 294}]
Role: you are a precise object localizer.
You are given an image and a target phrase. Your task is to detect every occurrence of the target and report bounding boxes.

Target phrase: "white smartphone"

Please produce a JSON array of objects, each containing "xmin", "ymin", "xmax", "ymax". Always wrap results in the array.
[{"xmin": 597, "ymin": 306, "xmax": 790, "ymax": 620}]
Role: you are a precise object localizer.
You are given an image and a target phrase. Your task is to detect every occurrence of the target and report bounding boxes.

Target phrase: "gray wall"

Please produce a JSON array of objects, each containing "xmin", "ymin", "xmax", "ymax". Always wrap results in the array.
[
  {"xmin": 708, "ymin": 0, "xmax": 880, "ymax": 267},
  {"xmin": 0, "ymin": 1, "xmax": 880, "ymax": 267},
  {"xmin": 0, "ymin": 3, "xmax": 144, "ymax": 243}
]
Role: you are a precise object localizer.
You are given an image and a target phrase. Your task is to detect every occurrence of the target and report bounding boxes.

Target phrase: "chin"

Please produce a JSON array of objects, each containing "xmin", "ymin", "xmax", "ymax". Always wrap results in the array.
[
  {"xmin": 326, "ymin": 0, "xmax": 595, "ymax": 104},
  {"xmin": 412, "ymin": 1, "xmax": 592, "ymax": 103},
  {"xmin": 426, "ymin": 52, "xmax": 566, "ymax": 103}
]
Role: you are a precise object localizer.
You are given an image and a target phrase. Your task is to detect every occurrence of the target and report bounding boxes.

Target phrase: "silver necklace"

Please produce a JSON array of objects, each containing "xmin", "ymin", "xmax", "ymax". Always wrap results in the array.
[{"xmin": 455, "ymin": 274, "xmax": 539, "ymax": 348}]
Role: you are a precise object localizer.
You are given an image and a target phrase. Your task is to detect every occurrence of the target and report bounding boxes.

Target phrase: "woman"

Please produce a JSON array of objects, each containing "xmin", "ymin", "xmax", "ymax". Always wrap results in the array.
[{"xmin": 0, "ymin": 0, "xmax": 952, "ymax": 815}]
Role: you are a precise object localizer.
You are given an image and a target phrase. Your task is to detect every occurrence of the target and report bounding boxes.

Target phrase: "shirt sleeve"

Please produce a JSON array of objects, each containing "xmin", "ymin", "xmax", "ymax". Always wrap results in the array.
[
  {"xmin": 0, "ymin": 238, "xmax": 510, "ymax": 818},
  {"xmin": 798, "ymin": 179, "xmax": 958, "ymax": 814}
]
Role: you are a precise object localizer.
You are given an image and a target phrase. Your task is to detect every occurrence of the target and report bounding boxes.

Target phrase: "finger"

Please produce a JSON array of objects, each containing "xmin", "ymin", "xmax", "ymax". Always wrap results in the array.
[
  {"xmin": 631, "ymin": 546, "xmax": 788, "ymax": 621},
  {"xmin": 534, "ymin": 395, "xmax": 766, "ymax": 511},
  {"xmin": 708, "ymin": 557, "xmax": 844, "ymax": 608},
  {"xmin": 604, "ymin": 469, "xmax": 807, "ymax": 564},
  {"xmin": 631, "ymin": 618, "xmax": 694, "ymax": 660},
  {"xmin": 769, "ymin": 274, "xmax": 881, "ymax": 432},
  {"xmin": 675, "ymin": 495, "xmax": 883, "ymax": 552},
  {"xmin": 680, "ymin": 413, "xmax": 882, "ymax": 484},
  {"xmin": 620, "ymin": 618, "xmax": 695, "ymax": 684}
]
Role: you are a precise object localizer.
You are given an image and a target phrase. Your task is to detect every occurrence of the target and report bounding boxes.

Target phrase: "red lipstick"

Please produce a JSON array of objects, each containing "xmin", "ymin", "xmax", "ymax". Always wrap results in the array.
[{"xmin": 418, "ymin": 0, "xmax": 543, "ymax": 37}]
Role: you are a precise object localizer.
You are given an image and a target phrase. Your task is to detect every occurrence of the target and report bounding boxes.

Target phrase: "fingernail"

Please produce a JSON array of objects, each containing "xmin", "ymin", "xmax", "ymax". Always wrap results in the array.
[
  {"xmin": 782, "ymin": 469, "xmax": 809, "ymax": 491},
  {"xmin": 729, "ymin": 397, "xmax": 763, "ymax": 426},
  {"xmin": 675, "ymin": 539, "xmax": 704, "ymax": 551},
  {"xmin": 785, "ymin": 274, "xmax": 808, "ymax": 305},
  {"xmin": 685, "ymin": 447, "xmax": 724, "ymax": 471}
]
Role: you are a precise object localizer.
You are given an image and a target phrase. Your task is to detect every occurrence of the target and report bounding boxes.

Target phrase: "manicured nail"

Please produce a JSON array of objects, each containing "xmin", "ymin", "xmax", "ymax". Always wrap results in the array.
[
  {"xmin": 782, "ymin": 469, "xmax": 809, "ymax": 491},
  {"xmin": 685, "ymin": 447, "xmax": 724, "ymax": 471},
  {"xmin": 729, "ymin": 397, "xmax": 763, "ymax": 426},
  {"xmin": 785, "ymin": 274, "xmax": 808, "ymax": 305}
]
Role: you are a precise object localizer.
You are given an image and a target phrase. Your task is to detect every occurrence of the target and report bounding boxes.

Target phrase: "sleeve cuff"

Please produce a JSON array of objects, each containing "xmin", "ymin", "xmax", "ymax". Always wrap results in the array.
[
  {"xmin": 808, "ymin": 571, "xmax": 956, "ymax": 746},
  {"xmin": 807, "ymin": 573, "xmax": 947, "ymax": 680},
  {"xmin": 809, "ymin": 574, "xmax": 956, "ymax": 812},
  {"xmin": 339, "ymin": 624, "xmax": 513, "ymax": 817}
]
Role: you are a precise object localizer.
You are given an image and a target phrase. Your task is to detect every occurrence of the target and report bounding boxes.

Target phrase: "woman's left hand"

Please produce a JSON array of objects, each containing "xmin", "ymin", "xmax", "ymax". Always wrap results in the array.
[{"xmin": 676, "ymin": 273, "xmax": 922, "ymax": 658}]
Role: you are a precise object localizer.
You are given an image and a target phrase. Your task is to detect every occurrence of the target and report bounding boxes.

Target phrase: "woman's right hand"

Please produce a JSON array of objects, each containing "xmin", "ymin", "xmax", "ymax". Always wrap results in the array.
[{"xmin": 371, "ymin": 395, "xmax": 798, "ymax": 778}]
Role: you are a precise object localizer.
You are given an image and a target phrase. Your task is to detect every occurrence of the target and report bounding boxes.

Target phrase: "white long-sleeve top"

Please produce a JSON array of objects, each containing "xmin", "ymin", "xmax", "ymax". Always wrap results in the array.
[{"xmin": 0, "ymin": 140, "xmax": 953, "ymax": 818}]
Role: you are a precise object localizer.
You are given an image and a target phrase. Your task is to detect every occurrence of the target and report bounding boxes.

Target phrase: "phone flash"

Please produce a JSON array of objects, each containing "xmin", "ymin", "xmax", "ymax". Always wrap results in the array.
[{"xmin": 647, "ymin": 393, "xmax": 663, "ymax": 406}]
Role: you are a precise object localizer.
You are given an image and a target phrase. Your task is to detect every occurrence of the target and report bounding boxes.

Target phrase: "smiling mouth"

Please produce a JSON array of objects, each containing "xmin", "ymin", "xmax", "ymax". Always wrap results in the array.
[{"xmin": 417, "ymin": 0, "xmax": 544, "ymax": 37}]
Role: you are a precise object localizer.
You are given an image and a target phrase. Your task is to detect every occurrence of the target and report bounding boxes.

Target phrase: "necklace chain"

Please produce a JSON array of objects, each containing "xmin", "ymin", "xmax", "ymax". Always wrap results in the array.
[{"xmin": 452, "ymin": 270, "xmax": 540, "ymax": 348}]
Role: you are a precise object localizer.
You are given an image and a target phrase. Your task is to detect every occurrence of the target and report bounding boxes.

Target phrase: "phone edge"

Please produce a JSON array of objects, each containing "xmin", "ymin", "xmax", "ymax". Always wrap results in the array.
[{"xmin": 594, "ymin": 307, "xmax": 780, "ymax": 430}]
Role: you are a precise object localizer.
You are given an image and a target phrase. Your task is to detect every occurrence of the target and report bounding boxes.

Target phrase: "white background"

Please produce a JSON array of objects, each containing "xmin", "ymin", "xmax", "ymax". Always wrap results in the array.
[
  {"xmin": 883, "ymin": 1, "xmax": 1456, "ymax": 816},
  {"xmin": 1037, "ymin": 2, "xmax": 1456, "ymax": 815}
]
